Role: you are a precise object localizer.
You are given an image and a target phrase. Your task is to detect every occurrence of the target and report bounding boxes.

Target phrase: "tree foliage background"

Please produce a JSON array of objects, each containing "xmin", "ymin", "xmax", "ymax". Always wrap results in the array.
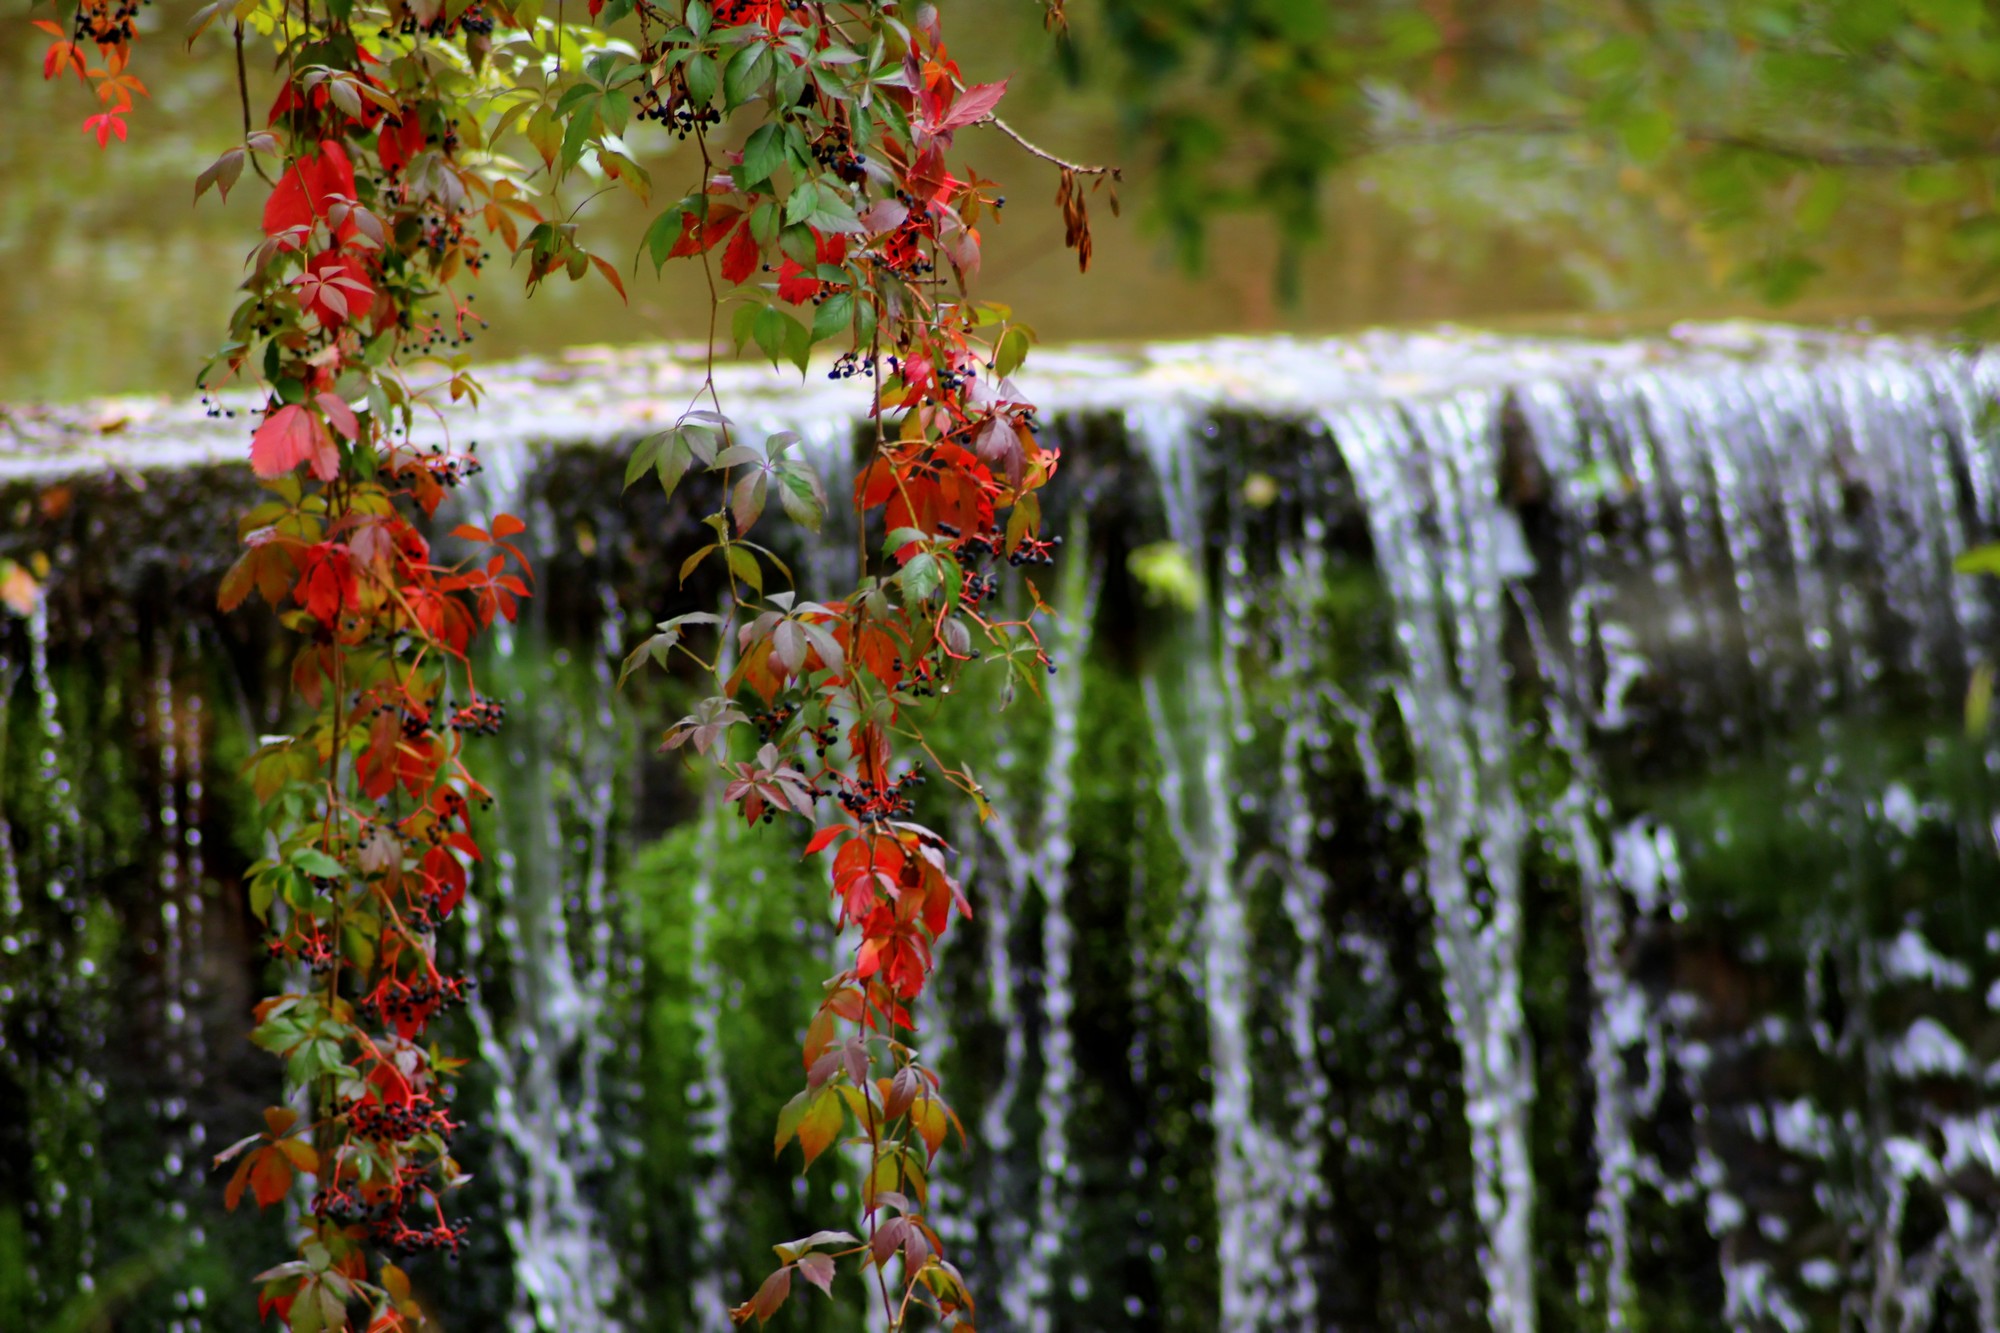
[{"xmin": 7, "ymin": 0, "xmax": 2000, "ymax": 402}]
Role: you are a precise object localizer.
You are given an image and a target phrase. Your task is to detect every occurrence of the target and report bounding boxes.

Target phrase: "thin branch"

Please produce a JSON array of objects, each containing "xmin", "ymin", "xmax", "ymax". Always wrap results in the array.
[
  {"xmin": 235, "ymin": 23, "xmax": 275, "ymax": 184},
  {"xmin": 1363, "ymin": 113, "xmax": 1995, "ymax": 168},
  {"xmin": 977, "ymin": 115, "xmax": 1120, "ymax": 179}
]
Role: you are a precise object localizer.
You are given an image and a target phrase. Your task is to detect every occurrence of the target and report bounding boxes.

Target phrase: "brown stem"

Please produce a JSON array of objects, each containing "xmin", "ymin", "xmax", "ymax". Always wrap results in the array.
[
  {"xmin": 977, "ymin": 114, "xmax": 1120, "ymax": 179},
  {"xmin": 1363, "ymin": 113, "xmax": 1995, "ymax": 168}
]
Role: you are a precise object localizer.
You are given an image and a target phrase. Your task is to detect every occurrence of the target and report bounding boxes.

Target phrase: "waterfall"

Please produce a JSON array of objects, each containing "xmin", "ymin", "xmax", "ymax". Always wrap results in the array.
[
  {"xmin": 1322, "ymin": 392, "xmax": 1540, "ymax": 1333},
  {"xmin": 1132, "ymin": 400, "xmax": 1326, "ymax": 1332},
  {"xmin": 982, "ymin": 518, "xmax": 1097, "ymax": 1331},
  {"xmin": 683, "ymin": 790, "xmax": 736, "ymax": 1333},
  {"xmin": 457, "ymin": 438, "xmax": 629, "ymax": 1333},
  {"xmin": 14, "ymin": 327, "xmax": 2000, "ymax": 1332}
]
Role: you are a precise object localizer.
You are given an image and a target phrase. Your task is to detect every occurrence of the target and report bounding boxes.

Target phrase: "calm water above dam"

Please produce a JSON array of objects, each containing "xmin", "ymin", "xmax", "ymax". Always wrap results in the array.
[{"xmin": 6, "ymin": 326, "xmax": 2000, "ymax": 1332}]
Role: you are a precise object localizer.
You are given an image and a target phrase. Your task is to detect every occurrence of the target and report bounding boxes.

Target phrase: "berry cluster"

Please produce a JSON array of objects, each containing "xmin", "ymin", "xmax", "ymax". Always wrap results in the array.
[
  {"xmin": 751, "ymin": 702, "xmax": 799, "ymax": 742},
  {"xmin": 346, "ymin": 1091, "xmax": 459, "ymax": 1145},
  {"xmin": 1009, "ymin": 533, "xmax": 1062, "ymax": 568},
  {"xmin": 74, "ymin": 0, "xmax": 147, "ymax": 45},
  {"xmin": 359, "ymin": 973, "xmax": 473, "ymax": 1033},
  {"xmin": 713, "ymin": 0, "xmax": 784, "ymax": 24},
  {"xmin": 380, "ymin": 1218, "xmax": 471, "ymax": 1260},
  {"xmin": 400, "ymin": 443, "xmax": 485, "ymax": 490},
  {"xmin": 446, "ymin": 698, "xmax": 506, "ymax": 736},
  {"xmin": 828, "ymin": 352, "xmax": 878, "ymax": 381},
  {"xmin": 834, "ymin": 770, "xmax": 926, "ymax": 825},
  {"xmin": 392, "ymin": 3, "xmax": 489, "ymax": 39},
  {"xmin": 310, "ymin": 1186, "xmax": 375, "ymax": 1226},
  {"xmin": 199, "ymin": 393, "xmax": 241, "ymax": 420},
  {"xmin": 811, "ymin": 132, "xmax": 867, "ymax": 184},
  {"xmin": 634, "ymin": 71, "xmax": 725, "ymax": 138}
]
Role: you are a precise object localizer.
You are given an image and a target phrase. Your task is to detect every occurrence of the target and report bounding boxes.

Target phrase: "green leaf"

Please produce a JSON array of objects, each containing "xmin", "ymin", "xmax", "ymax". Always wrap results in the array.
[
  {"xmin": 732, "ymin": 300, "xmax": 761, "ymax": 354},
  {"xmin": 784, "ymin": 313, "xmax": 812, "ymax": 375},
  {"xmin": 643, "ymin": 206, "xmax": 686, "ymax": 272},
  {"xmin": 559, "ymin": 97, "xmax": 600, "ymax": 173},
  {"xmin": 753, "ymin": 305, "xmax": 790, "ymax": 367},
  {"xmin": 778, "ymin": 223, "xmax": 818, "ymax": 266},
  {"xmin": 684, "ymin": 53, "xmax": 719, "ymax": 106},
  {"xmin": 774, "ymin": 1088, "xmax": 810, "ymax": 1156},
  {"xmin": 249, "ymin": 869, "xmax": 283, "ymax": 922},
  {"xmin": 724, "ymin": 42, "xmax": 770, "ymax": 108},
  {"xmin": 785, "ymin": 180, "xmax": 821, "ymax": 226},
  {"xmin": 901, "ymin": 552, "xmax": 940, "ymax": 601},
  {"xmin": 776, "ymin": 462, "xmax": 828, "ymax": 532},
  {"xmin": 725, "ymin": 543, "xmax": 764, "ymax": 594},
  {"xmin": 939, "ymin": 551, "xmax": 962, "ymax": 610},
  {"xmin": 739, "ymin": 123, "xmax": 785, "ymax": 190},
  {"xmin": 811, "ymin": 291, "xmax": 854, "ymax": 343},
  {"xmin": 291, "ymin": 848, "xmax": 345, "ymax": 880},
  {"xmin": 658, "ymin": 429, "xmax": 696, "ymax": 498},
  {"xmin": 1955, "ymin": 543, "xmax": 2000, "ymax": 575},
  {"xmin": 624, "ymin": 432, "xmax": 664, "ymax": 489},
  {"xmin": 995, "ymin": 326, "xmax": 1031, "ymax": 379}
]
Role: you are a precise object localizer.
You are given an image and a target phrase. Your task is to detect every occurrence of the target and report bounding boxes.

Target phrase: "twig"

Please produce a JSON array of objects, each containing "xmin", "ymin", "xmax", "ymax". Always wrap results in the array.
[
  {"xmin": 234, "ymin": 23, "xmax": 275, "ymax": 184},
  {"xmin": 977, "ymin": 115, "xmax": 1120, "ymax": 179},
  {"xmin": 1363, "ymin": 113, "xmax": 1995, "ymax": 168}
]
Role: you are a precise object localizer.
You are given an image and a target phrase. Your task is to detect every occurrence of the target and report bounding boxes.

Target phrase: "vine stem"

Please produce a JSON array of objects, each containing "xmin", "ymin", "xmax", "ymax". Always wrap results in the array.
[{"xmin": 976, "ymin": 114, "xmax": 1119, "ymax": 178}]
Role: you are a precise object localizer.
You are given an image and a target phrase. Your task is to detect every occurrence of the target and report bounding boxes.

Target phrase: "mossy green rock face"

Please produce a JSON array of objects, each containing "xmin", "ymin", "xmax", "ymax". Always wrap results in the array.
[{"xmin": 6, "ymin": 328, "xmax": 2000, "ymax": 1333}]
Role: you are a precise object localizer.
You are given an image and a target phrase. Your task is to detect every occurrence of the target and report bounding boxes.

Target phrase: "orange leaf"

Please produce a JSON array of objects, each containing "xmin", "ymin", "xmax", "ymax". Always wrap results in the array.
[
  {"xmin": 589, "ymin": 253, "xmax": 628, "ymax": 303},
  {"xmin": 247, "ymin": 1143, "xmax": 294, "ymax": 1207},
  {"xmin": 797, "ymin": 1087, "xmax": 844, "ymax": 1171}
]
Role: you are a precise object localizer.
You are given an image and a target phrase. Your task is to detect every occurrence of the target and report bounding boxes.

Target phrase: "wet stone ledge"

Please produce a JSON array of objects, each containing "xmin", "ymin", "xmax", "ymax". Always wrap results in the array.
[{"xmin": 0, "ymin": 322, "xmax": 1956, "ymax": 632}]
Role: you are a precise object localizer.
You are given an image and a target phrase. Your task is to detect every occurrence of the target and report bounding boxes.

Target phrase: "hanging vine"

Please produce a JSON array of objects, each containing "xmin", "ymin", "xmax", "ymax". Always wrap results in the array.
[{"xmin": 31, "ymin": 0, "xmax": 1110, "ymax": 1327}]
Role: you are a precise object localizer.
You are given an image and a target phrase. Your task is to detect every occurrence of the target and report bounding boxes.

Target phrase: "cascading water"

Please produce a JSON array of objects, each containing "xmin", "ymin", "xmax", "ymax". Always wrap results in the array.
[
  {"xmin": 12, "ymin": 327, "xmax": 2000, "ymax": 1332},
  {"xmin": 1320, "ymin": 391, "xmax": 1541, "ymax": 1333}
]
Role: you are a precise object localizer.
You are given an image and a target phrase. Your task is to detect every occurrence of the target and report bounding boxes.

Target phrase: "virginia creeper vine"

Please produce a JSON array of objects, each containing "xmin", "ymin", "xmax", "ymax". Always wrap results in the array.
[{"xmin": 32, "ymin": 0, "xmax": 1110, "ymax": 1327}]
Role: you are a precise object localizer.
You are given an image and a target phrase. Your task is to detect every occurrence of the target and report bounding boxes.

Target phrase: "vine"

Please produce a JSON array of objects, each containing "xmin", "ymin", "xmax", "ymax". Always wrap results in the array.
[{"xmin": 32, "ymin": 0, "xmax": 1105, "ymax": 1328}]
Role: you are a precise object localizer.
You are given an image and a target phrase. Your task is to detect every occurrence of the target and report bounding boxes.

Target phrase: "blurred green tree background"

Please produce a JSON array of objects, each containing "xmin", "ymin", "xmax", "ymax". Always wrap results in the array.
[{"xmin": 6, "ymin": 0, "xmax": 1998, "ymax": 401}]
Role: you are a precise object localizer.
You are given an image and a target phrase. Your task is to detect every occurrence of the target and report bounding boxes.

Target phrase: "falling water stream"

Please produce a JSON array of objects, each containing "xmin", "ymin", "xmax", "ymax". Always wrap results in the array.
[{"xmin": 9, "ymin": 326, "xmax": 2000, "ymax": 1331}]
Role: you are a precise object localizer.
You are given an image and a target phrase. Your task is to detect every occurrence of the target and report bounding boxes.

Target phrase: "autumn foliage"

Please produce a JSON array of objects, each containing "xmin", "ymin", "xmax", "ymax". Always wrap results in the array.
[{"xmin": 33, "ymin": 0, "xmax": 1093, "ymax": 1327}]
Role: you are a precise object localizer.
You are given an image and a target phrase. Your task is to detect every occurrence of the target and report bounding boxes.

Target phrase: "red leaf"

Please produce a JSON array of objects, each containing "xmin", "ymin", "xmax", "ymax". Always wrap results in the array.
[
  {"xmin": 796, "ymin": 1252, "xmax": 836, "ymax": 1296},
  {"xmin": 247, "ymin": 1144, "xmax": 294, "ymax": 1208},
  {"xmin": 378, "ymin": 113, "xmax": 425, "ymax": 173},
  {"xmin": 315, "ymin": 392, "xmax": 360, "ymax": 441},
  {"xmin": 42, "ymin": 39, "xmax": 84, "ymax": 82},
  {"xmin": 749, "ymin": 1266, "xmax": 792, "ymax": 1323},
  {"xmin": 939, "ymin": 78, "xmax": 1008, "ymax": 131},
  {"xmin": 262, "ymin": 142, "xmax": 359, "ymax": 249},
  {"xmin": 251, "ymin": 404, "xmax": 340, "ymax": 482},
  {"xmin": 803, "ymin": 824, "xmax": 847, "ymax": 857},
  {"xmin": 298, "ymin": 251, "xmax": 375, "ymax": 327},
  {"xmin": 667, "ymin": 204, "xmax": 742, "ymax": 258},
  {"xmin": 721, "ymin": 220, "xmax": 760, "ymax": 284},
  {"xmin": 776, "ymin": 258, "xmax": 820, "ymax": 304},
  {"xmin": 588, "ymin": 252, "xmax": 628, "ymax": 303},
  {"xmin": 81, "ymin": 111, "xmax": 127, "ymax": 149}
]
